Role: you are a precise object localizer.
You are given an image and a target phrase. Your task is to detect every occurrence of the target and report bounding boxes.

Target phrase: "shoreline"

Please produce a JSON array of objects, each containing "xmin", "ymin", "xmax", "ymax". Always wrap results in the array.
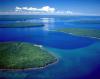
[
  {"xmin": 0, "ymin": 56, "xmax": 59, "ymax": 71},
  {"xmin": 66, "ymin": 32, "xmax": 100, "ymax": 40},
  {"xmin": 51, "ymin": 30, "xmax": 100, "ymax": 40}
]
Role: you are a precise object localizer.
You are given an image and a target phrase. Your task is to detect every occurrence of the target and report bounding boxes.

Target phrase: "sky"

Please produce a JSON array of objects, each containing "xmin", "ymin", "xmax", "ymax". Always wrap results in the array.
[{"xmin": 0, "ymin": 0, "xmax": 100, "ymax": 15}]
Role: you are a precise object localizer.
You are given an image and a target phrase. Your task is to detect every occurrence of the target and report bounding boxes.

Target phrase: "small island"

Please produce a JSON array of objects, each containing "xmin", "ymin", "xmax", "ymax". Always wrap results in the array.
[
  {"xmin": 0, "ymin": 22, "xmax": 44, "ymax": 28},
  {"xmin": 56, "ymin": 28, "xmax": 100, "ymax": 39},
  {"xmin": 0, "ymin": 42, "xmax": 57, "ymax": 70}
]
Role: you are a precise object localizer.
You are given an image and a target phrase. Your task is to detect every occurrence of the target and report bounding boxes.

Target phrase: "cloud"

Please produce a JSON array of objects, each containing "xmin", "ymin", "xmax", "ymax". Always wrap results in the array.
[
  {"xmin": 15, "ymin": 6, "xmax": 55, "ymax": 13},
  {"xmin": 65, "ymin": 11, "xmax": 73, "ymax": 14},
  {"xmin": 15, "ymin": 6, "xmax": 74, "ymax": 15},
  {"xmin": 55, "ymin": 10, "xmax": 73, "ymax": 15},
  {"xmin": 0, "ymin": 6, "xmax": 74, "ymax": 15},
  {"xmin": 42, "ymin": 6, "xmax": 55, "ymax": 12}
]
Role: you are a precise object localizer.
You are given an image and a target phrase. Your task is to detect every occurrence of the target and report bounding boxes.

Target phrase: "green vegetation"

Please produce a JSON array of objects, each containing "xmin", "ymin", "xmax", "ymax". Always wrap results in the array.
[
  {"xmin": 0, "ymin": 42, "xmax": 57, "ymax": 69},
  {"xmin": 57, "ymin": 28, "xmax": 100, "ymax": 39},
  {"xmin": 0, "ymin": 15, "xmax": 37, "ymax": 21},
  {"xmin": 67, "ymin": 20, "xmax": 100, "ymax": 24},
  {"xmin": 0, "ymin": 22, "xmax": 44, "ymax": 28}
]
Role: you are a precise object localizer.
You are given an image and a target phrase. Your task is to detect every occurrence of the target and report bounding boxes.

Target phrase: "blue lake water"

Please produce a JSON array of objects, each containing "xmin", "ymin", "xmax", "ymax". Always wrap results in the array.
[{"xmin": 0, "ymin": 15, "xmax": 100, "ymax": 79}]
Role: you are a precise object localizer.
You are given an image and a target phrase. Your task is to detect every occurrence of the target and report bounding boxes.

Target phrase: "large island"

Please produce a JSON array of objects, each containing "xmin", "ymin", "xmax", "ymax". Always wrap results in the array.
[{"xmin": 0, "ymin": 42, "xmax": 57, "ymax": 70}]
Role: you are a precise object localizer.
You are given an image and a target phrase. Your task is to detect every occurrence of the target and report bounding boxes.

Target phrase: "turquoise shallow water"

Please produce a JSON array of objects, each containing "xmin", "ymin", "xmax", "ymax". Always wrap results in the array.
[
  {"xmin": 0, "ymin": 15, "xmax": 100, "ymax": 79},
  {"xmin": 45, "ymin": 42, "xmax": 100, "ymax": 79}
]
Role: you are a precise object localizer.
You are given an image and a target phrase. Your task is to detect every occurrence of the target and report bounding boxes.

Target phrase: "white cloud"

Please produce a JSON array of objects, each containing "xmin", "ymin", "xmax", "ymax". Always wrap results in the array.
[
  {"xmin": 0, "ymin": 6, "xmax": 75, "ymax": 15},
  {"xmin": 65, "ymin": 11, "xmax": 73, "ymax": 14},
  {"xmin": 16, "ymin": 7, "xmax": 21, "ymax": 10},
  {"xmin": 15, "ymin": 6, "xmax": 75, "ymax": 15},
  {"xmin": 42, "ymin": 6, "xmax": 55, "ymax": 12},
  {"xmin": 15, "ymin": 6, "xmax": 55, "ymax": 13},
  {"xmin": 55, "ymin": 10, "xmax": 73, "ymax": 15}
]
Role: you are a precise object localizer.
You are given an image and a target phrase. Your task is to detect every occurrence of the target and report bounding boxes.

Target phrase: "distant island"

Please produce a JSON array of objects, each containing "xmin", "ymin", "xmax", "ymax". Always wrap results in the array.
[
  {"xmin": 0, "ymin": 22, "xmax": 44, "ymax": 28},
  {"xmin": 56, "ymin": 28, "xmax": 100, "ymax": 39},
  {"xmin": 67, "ymin": 20, "xmax": 100, "ymax": 24},
  {"xmin": 0, "ymin": 42, "xmax": 57, "ymax": 70}
]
